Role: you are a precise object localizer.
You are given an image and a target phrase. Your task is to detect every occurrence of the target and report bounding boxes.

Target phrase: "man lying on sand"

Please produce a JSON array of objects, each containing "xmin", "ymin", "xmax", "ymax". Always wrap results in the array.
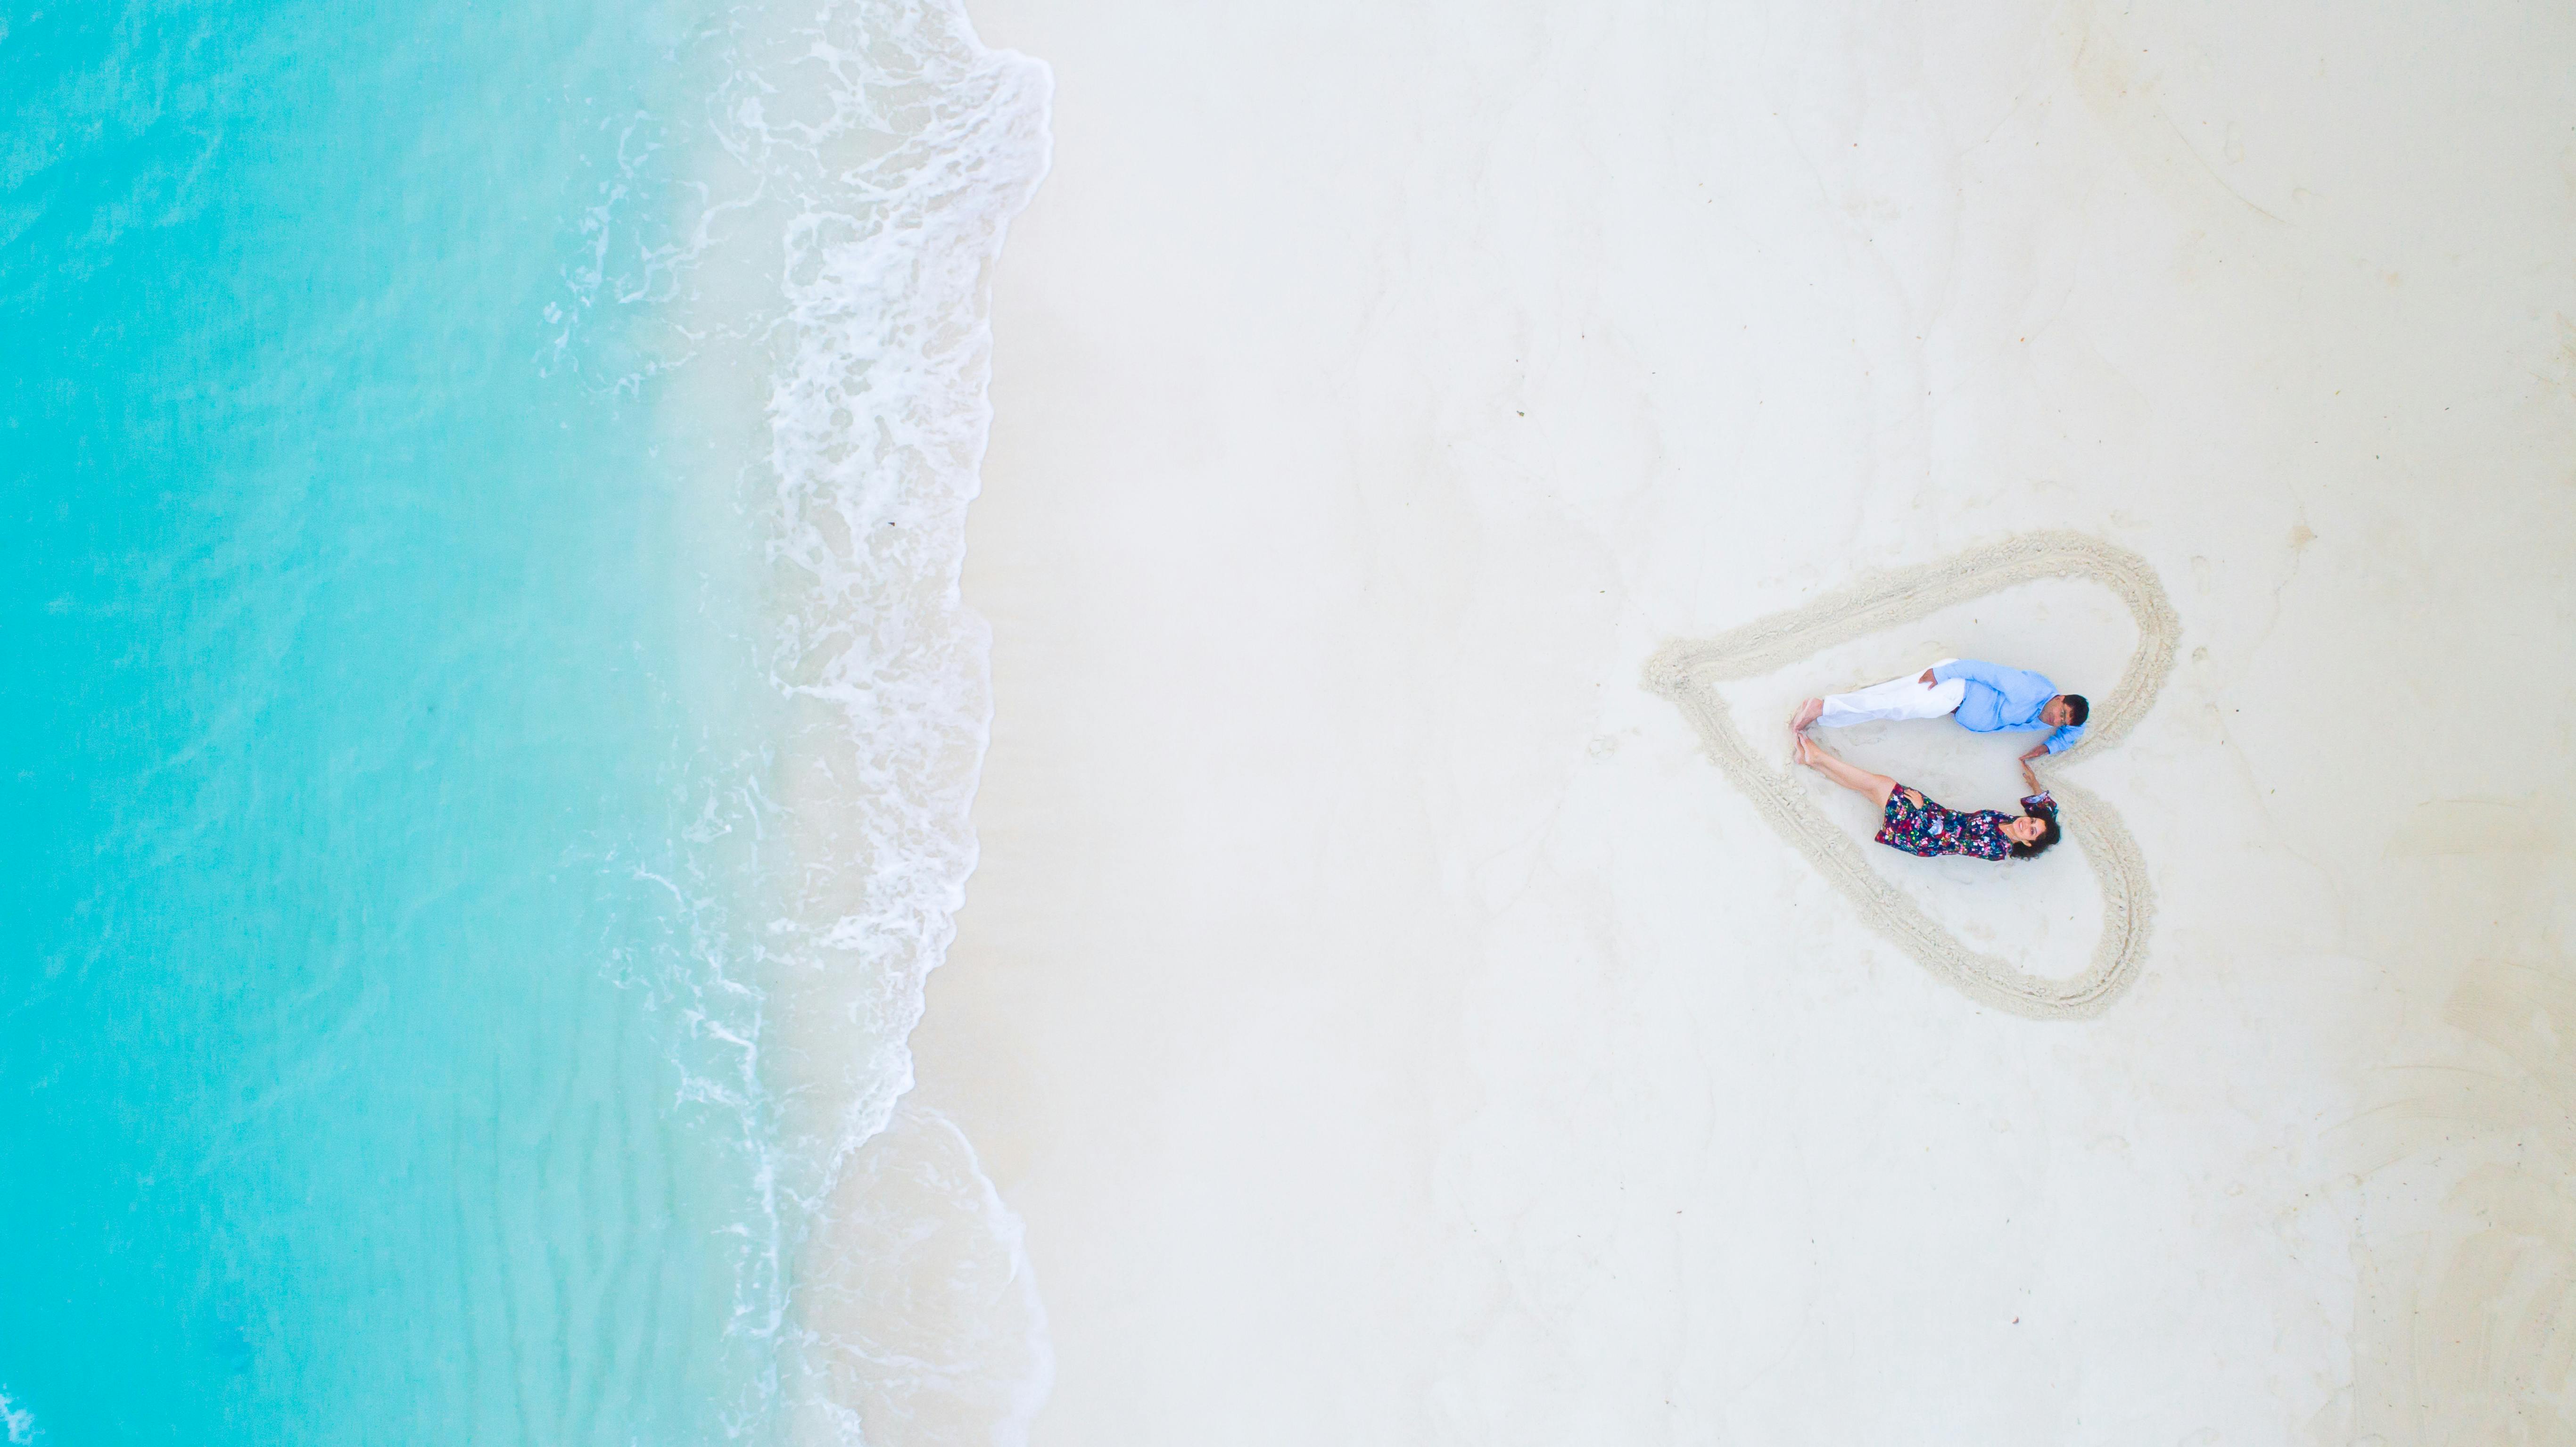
[
  {"xmin": 1795, "ymin": 734, "xmax": 2062, "ymax": 861},
  {"xmin": 1790, "ymin": 658, "xmax": 2089, "ymax": 764}
]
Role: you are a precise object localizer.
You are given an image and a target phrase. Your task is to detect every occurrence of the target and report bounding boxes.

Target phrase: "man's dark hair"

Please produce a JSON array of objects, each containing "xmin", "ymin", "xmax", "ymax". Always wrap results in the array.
[
  {"xmin": 2008, "ymin": 805, "xmax": 2062, "ymax": 860},
  {"xmin": 2061, "ymin": 694, "xmax": 2090, "ymax": 726}
]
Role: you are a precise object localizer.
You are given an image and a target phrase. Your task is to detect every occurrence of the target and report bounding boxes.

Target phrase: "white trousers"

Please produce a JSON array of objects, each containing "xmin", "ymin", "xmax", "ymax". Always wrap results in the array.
[{"xmin": 1816, "ymin": 662, "xmax": 1965, "ymax": 728}]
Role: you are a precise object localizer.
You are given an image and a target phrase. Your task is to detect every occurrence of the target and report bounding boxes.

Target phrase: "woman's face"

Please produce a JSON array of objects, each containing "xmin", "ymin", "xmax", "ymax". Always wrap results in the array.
[{"xmin": 2004, "ymin": 814, "xmax": 2048, "ymax": 845}]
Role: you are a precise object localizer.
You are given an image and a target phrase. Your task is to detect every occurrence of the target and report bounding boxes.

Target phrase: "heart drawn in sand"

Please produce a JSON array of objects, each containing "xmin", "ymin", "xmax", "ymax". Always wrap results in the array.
[{"xmin": 1645, "ymin": 532, "xmax": 2181, "ymax": 1020}]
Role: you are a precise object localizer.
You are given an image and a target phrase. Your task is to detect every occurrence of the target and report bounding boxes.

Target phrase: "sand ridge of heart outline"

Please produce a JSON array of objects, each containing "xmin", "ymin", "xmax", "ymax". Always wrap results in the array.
[{"xmin": 1645, "ymin": 531, "xmax": 2181, "ymax": 1020}]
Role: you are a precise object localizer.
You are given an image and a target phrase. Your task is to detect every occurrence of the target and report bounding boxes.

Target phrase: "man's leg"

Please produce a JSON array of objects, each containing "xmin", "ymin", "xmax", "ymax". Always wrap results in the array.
[{"xmin": 1812, "ymin": 667, "xmax": 1967, "ymax": 728}]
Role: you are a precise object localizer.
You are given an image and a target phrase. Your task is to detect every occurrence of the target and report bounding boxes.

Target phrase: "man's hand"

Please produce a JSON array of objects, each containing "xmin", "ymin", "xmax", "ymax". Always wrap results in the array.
[
  {"xmin": 2019, "ymin": 744, "xmax": 2047, "ymax": 764},
  {"xmin": 1918, "ymin": 668, "xmax": 1939, "ymax": 686}
]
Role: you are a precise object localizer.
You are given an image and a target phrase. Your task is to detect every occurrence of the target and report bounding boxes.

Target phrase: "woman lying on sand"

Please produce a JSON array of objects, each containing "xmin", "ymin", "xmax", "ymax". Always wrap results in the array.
[{"xmin": 1793, "ymin": 734, "xmax": 2062, "ymax": 861}]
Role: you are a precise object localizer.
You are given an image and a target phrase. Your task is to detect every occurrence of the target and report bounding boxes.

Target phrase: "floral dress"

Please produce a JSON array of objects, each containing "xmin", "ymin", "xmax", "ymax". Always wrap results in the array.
[{"xmin": 1875, "ymin": 788, "xmax": 2053, "ymax": 861}]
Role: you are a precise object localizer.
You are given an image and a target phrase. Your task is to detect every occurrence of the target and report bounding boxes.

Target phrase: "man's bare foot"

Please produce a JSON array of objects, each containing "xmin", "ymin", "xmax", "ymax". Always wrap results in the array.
[
  {"xmin": 1793, "ymin": 735, "xmax": 1821, "ymax": 768},
  {"xmin": 1790, "ymin": 698, "xmax": 1824, "ymax": 731}
]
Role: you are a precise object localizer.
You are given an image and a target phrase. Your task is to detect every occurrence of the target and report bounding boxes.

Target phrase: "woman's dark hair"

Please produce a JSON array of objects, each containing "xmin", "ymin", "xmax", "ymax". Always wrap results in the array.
[
  {"xmin": 2062, "ymin": 694, "xmax": 2090, "ymax": 726},
  {"xmin": 2008, "ymin": 804, "xmax": 2062, "ymax": 860}
]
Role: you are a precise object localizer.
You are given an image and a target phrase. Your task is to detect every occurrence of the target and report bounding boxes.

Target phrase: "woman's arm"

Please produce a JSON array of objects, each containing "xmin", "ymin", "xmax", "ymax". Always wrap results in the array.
[{"xmin": 2020, "ymin": 760, "xmax": 2042, "ymax": 795}]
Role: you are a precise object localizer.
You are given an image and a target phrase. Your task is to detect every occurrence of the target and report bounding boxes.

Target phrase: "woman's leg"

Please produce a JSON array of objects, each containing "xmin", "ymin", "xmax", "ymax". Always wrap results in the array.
[{"xmin": 1794, "ymin": 735, "xmax": 1897, "ymax": 811}]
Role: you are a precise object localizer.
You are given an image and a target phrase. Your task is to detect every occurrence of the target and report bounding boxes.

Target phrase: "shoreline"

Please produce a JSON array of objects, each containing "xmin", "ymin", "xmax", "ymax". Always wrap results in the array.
[{"xmin": 649, "ymin": 0, "xmax": 1056, "ymax": 1436}]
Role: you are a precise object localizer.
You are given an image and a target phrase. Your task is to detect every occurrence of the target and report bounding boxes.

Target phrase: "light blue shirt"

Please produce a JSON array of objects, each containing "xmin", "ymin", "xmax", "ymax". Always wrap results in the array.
[{"xmin": 1933, "ymin": 658, "xmax": 2086, "ymax": 753}]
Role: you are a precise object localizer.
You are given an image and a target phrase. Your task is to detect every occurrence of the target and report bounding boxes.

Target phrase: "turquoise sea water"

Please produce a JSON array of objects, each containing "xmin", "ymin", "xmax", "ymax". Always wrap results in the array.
[{"xmin": 1, "ymin": 1, "xmax": 1049, "ymax": 1441}]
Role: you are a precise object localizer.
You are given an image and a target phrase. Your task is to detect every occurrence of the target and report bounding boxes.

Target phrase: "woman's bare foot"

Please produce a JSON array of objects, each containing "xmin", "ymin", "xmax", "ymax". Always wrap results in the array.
[
  {"xmin": 1790, "ymin": 698, "xmax": 1824, "ymax": 731},
  {"xmin": 1793, "ymin": 734, "xmax": 1822, "ymax": 768}
]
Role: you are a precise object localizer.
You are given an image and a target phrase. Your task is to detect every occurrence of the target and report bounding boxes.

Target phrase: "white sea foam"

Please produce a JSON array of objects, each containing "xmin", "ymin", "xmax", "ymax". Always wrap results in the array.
[
  {"xmin": 0, "ymin": 1387, "xmax": 36, "ymax": 1447},
  {"xmin": 789, "ymin": 1104, "xmax": 1054, "ymax": 1445},
  {"xmin": 562, "ymin": 0, "xmax": 1051, "ymax": 1439}
]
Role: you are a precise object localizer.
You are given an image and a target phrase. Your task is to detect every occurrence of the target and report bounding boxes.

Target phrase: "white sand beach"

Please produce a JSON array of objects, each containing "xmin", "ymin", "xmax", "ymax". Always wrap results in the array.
[{"xmin": 911, "ymin": 0, "xmax": 2576, "ymax": 1440}]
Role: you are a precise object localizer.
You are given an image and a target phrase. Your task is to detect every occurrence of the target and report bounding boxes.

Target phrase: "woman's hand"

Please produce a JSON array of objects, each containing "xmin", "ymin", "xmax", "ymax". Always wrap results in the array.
[{"xmin": 2019, "ymin": 760, "xmax": 2042, "ymax": 793}]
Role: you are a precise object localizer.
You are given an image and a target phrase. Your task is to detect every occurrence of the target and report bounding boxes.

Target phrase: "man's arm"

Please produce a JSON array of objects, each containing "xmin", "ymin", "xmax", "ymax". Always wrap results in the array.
[
  {"xmin": 1932, "ymin": 658, "xmax": 2012, "ymax": 690},
  {"xmin": 2043, "ymin": 724, "xmax": 2084, "ymax": 755},
  {"xmin": 2019, "ymin": 742, "xmax": 2049, "ymax": 763}
]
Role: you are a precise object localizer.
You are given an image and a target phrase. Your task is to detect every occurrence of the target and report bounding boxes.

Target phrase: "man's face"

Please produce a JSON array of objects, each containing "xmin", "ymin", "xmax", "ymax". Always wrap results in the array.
[{"xmin": 2041, "ymin": 698, "xmax": 2072, "ymax": 727}]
